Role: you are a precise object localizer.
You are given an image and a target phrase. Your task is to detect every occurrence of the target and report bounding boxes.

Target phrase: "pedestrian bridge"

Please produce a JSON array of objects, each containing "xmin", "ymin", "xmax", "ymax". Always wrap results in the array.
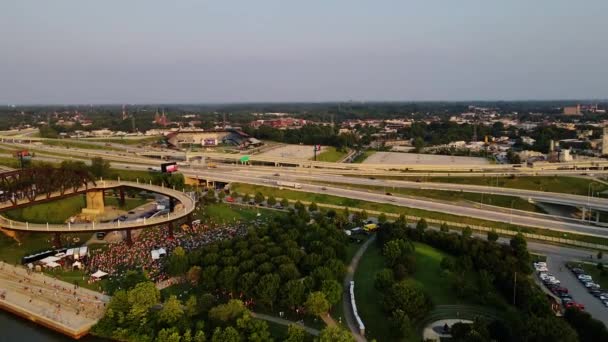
[{"xmin": 0, "ymin": 180, "xmax": 196, "ymax": 232}]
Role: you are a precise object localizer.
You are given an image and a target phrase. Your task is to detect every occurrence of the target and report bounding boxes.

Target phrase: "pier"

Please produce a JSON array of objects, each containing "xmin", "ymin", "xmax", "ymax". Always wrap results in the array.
[{"xmin": 0, "ymin": 262, "xmax": 108, "ymax": 339}]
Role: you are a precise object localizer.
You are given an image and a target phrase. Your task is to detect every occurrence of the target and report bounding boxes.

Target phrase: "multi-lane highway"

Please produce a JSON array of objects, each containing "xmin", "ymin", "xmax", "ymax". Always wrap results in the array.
[{"xmin": 2, "ymin": 140, "xmax": 608, "ymax": 238}]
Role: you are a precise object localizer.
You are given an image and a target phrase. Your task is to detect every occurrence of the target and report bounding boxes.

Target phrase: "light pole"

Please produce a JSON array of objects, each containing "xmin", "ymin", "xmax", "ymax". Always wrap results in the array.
[
  {"xmin": 587, "ymin": 182, "xmax": 599, "ymax": 223},
  {"xmin": 510, "ymin": 199, "xmax": 515, "ymax": 224}
]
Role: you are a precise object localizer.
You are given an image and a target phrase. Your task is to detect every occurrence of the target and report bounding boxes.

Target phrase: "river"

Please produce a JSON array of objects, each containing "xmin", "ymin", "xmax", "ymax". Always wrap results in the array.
[{"xmin": 0, "ymin": 310, "xmax": 105, "ymax": 341}]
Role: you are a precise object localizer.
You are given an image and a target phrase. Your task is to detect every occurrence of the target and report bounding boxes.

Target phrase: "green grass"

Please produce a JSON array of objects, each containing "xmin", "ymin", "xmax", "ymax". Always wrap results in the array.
[
  {"xmin": 411, "ymin": 243, "xmax": 473, "ymax": 305},
  {"xmin": 194, "ymin": 203, "xmax": 282, "ymax": 225},
  {"xmin": 415, "ymin": 176, "xmax": 607, "ymax": 197},
  {"xmin": 230, "ymin": 183, "xmax": 608, "ymax": 245},
  {"xmin": 314, "ymin": 147, "xmax": 348, "ymax": 162},
  {"xmin": 353, "ymin": 241, "xmax": 389, "ymax": 342},
  {"xmin": 352, "ymin": 150, "xmax": 376, "ymax": 163},
  {"xmin": 313, "ymin": 181, "xmax": 543, "ymax": 213},
  {"xmin": 3, "ymin": 195, "xmax": 150, "ymax": 224}
]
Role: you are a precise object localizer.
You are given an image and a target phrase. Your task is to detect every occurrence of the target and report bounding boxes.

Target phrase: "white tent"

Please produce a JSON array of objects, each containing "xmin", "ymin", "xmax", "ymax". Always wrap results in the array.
[
  {"xmin": 91, "ymin": 270, "xmax": 108, "ymax": 279},
  {"xmin": 66, "ymin": 248, "xmax": 75, "ymax": 256},
  {"xmin": 72, "ymin": 261, "xmax": 82, "ymax": 270},
  {"xmin": 39, "ymin": 256, "xmax": 60, "ymax": 264},
  {"xmin": 79, "ymin": 246, "xmax": 88, "ymax": 256},
  {"xmin": 157, "ymin": 248, "xmax": 167, "ymax": 257},
  {"xmin": 151, "ymin": 250, "xmax": 160, "ymax": 260},
  {"xmin": 45, "ymin": 262, "xmax": 61, "ymax": 269}
]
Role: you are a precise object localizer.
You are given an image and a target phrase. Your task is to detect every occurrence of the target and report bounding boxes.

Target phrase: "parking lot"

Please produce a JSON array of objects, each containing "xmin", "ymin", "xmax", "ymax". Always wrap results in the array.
[
  {"xmin": 545, "ymin": 255, "xmax": 608, "ymax": 325},
  {"xmin": 257, "ymin": 144, "xmax": 326, "ymax": 160},
  {"xmin": 361, "ymin": 152, "xmax": 490, "ymax": 165}
]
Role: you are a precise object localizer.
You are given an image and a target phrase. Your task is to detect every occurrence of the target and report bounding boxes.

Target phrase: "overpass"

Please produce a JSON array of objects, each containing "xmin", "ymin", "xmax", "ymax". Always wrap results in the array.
[{"xmin": 0, "ymin": 180, "xmax": 196, "ymax": 234}]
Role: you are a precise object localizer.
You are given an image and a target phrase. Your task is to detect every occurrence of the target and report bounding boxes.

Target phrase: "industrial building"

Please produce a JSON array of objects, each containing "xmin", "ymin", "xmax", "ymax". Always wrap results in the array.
[{"xmin": 165, "ymin": 129, "xmax": 263, "ymax": 149}]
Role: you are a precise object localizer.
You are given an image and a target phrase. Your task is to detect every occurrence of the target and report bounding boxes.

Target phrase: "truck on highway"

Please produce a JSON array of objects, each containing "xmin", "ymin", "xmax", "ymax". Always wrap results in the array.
[
  {"xmin": 148, "ymin": 166, "xmax": 162, "ymax": 172},
  {"xmin": 276, "ymin": 181, "xmax": 302, "ymax": 189}
]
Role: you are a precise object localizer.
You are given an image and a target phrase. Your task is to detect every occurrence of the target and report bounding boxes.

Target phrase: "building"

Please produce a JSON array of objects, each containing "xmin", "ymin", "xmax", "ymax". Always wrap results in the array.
[
  {"xmin": 602, "ymin": 127, "xmax": 608, "ymax": 155},
  {"xmin": 563, "ymin": 105, "xmax": 582, "ymax": 116},
  {"xmin": 165, "ymin": 129, "xmax": 263, "ymax": 149}
]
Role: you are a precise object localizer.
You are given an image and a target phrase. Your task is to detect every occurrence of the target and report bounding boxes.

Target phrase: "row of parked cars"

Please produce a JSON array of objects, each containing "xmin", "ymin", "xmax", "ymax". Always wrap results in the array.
[
  {"xmin": 535, "ymin": 262, "xmax": 585, "ymax": 311},
  {"xmin": 567, "ymin": 263, "xmax": 608, "ymax": 308}
]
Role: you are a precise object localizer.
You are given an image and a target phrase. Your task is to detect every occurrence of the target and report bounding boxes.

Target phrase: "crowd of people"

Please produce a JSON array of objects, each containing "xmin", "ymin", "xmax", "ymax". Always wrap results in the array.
[{"xmin": 87, "ymin": 221, "xmax": 249, "ymax": 282}]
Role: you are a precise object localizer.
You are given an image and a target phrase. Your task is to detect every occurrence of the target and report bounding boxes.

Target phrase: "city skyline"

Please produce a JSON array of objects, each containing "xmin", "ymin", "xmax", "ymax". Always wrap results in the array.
[{"xmin": 2, "ymin": 0, "xmax": 608, "ymax": 104}]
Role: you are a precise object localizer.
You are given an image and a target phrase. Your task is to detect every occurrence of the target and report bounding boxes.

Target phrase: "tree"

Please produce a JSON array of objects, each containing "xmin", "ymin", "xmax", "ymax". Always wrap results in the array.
[
  {"xmin": 382, "ymin": 239, "xmax": 414, "ymax": 267},
  {"xmin": 321, "ymin": 280, "xmax": 342, "ymax": 307},
  {"xmin": 168, "ymin": 246, "xmax": 189, "ymax": 276},
  {"xmin": 185, "ymin": 295, "xmax": 199, "ymax": 317},
  {"xmin": 267, "ymin": 196, "xmax": 277, "ymax": 206},
  {"xmin": 598, "ymin": 251, "xmax": 603, "ymax": 260},
  {"xmin": 309, "ymin": 202, "xmax": 318, "ymax": 212},
  {"xmin": 281, "ymin": 280, "xmax": 306, "ymax": 308},
  {"xmin": 208, "ymin": 300, "xmax": 247, "ymax": 324},
  {"xmin": 413, "ymin": 137, "xmax": 425, "ymax": 152},
  {"xmin": 416, "ymin": 218, "xmax": 428, "ymax": 233},
  {"xmin": 243, "ymin": 193, "xmax": 251, "ymax": 203},
  {"xmin": 89, "ymin": 157, "xmax": 111, "ymax": 178},
  {"xmin": 374, "ymin": 268, "xmax": 395, "ymax": 290},
  {"xmin": 285, "ymin": 324, "xmax": 306, "ymax": 342},
  {"xmin": 440, "ymin": 222, "xmax": 449, "ymax": 232},
  {"xmin": 280, "ymin": 198, "xmax": 289, "ymax": 208},
  {"xmin": 255, "ymin": 273, "xmax": 281, "ymax": 309},
  {"xmin": 390, "ymin": 309, "xmax": 415, "ymax": 338},
  {"xmin": 278, "ymin": 263, "xmax": 301, "ymax": 281},
  {"xmin": 318, "ymin": 326, "xmax": 355, "ymax": 342},
  {"xmin": 156, "ymin": 327, "xmax": 182, "ymax": 342},
  {"xmin": 211, "ymin": 327, "xmax": 241, "ymax": 342},
  {"xmin": 564, "ymin": 306, "xmax": 608, "ymax": 342},
  {"xmin": 158, "ymin": 295, "xmax": 184, "ymax": 325},
  {"xmin": 217, "ymin": 266, "xmax": 239, "ymax": 293},
  {"xmin": 305, "ymin": 291, "xmax": 330, "ymax": 316},
  {"xmin": 294, "ymin": 201, "xmax": 305, "ymax": 212},
  {"xmin": 462, "ymin": 226, "xmax": 473, "ymax": 239},
  {"xmin": 487, "ymin": 230, "xmax": 499, "ymax": 242},
  {"xmin": 378, "ymin": 213, "xmax": 387, "ymax": 224},
  {"xmin": 236, "ymin": 312, "xmax": 272, "ymax": 342},
  {"xmin": 187, "ymin": 266, "xmax": 202, "ymax": 285},
  {"xmin": 217, "ymin": 190, "xmax": 226, "ymax": 202},
  {"xmin": 254, "ymin": 191, "xmax": 265, "ymax": 204},
  {"xmin": 383, "ymin": 280, "xmax": 432, "ymax": 321}
]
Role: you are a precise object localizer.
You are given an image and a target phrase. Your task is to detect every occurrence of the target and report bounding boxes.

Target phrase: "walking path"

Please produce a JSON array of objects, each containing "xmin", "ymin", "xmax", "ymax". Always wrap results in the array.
[
  {"xmin": 342, "ymin": 235, "xmax": 376, "ymax": 342},
  {"xmin": 251, "ymin": 312, "xmax": 320, "ymax": 336}
]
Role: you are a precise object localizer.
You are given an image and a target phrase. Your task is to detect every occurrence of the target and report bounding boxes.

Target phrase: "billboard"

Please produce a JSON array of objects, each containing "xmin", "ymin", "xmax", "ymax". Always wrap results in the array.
[{"xmin": 161, "ymin": 162, "xmax": 178, "ymax": 173}]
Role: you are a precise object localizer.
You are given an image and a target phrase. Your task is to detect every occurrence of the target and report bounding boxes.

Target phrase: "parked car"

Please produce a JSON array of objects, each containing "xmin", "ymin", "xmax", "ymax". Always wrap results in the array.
[
  {"xmin": 565, "ymin": 302, "xmax": 585, "ymax": 310},
  {"xmin": 225, "ymin": 196, "xmax": 234, "ymax": 203}
]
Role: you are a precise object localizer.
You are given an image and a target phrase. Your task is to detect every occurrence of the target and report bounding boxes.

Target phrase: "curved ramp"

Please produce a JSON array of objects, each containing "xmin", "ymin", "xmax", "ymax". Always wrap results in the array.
[{"xmin": 0, "ymin": 180, "xmax": 196, "ymax": 232}]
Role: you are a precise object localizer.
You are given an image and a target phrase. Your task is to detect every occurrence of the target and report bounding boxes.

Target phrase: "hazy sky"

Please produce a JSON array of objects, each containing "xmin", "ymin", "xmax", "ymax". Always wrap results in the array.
[{"xmin": 1, "ymin": 0, "xmax": 607, "ymax": 104}]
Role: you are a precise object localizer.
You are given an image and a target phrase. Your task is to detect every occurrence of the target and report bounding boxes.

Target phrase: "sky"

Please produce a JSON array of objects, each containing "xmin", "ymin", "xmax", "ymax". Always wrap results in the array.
[{"xmin": 1, "ymin": 0, "xmax": 607, "ymax": 104}]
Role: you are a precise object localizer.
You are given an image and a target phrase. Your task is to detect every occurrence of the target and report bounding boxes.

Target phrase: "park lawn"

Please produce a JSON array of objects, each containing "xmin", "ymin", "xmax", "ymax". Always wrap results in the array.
[
  {"xmin": 411, "ymin": 243, "xmax": 473, "ymax": 305},
  {"xmin": 421, "ymin": 176, "xmax": 607, "ymax": 197},
  {"xmin": 230, "ymin": 183, "xmax": 608, "ymax": 245},
  {"xmin": 3, "ymin": 195, "xmax": 149, "ymax": 224},
  {"xmin": 194, "ymin": 203, "xmax": 282, "ymax": 225},
  {"xmin": 314, "ymin": 147, "xmax": 347, "ymax": 162},
  {"xmin": 352, "ymin": 150, "xmax": 376, "ymax": 163},
  {"xmin": 46, "ymin": 268, "xmax": 106, "ymax": 292},
  {"xmin": 353, "ymin": 241, "xmax": 390, "ymax": 342},
  {"xmin": 312, "ymin": 181, "xmax": 543, "ymax": 213}
]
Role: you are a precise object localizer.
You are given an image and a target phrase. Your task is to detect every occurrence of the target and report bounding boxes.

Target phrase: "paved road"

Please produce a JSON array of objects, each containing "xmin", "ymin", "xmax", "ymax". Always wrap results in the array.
[
  {"xmin": 181, "ymin": 169, "xmax": 608, "ymax": 238},
  {"xmin": 250, "ymin": 312, "xmax": 320, "ymax": 336},
  {"xmin": 342, "ymin": 235, "xmax": 376, "ymax": 342}
]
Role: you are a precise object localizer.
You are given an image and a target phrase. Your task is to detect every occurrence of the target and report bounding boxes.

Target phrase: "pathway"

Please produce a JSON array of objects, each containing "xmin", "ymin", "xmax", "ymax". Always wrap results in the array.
[
  {"xmin": 342, "ymin": 235, "xmax": 376, "ymax": 342},
  {"xmin": 251, "ymin": 312, "xmax": 320, "ymax": 336}
]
